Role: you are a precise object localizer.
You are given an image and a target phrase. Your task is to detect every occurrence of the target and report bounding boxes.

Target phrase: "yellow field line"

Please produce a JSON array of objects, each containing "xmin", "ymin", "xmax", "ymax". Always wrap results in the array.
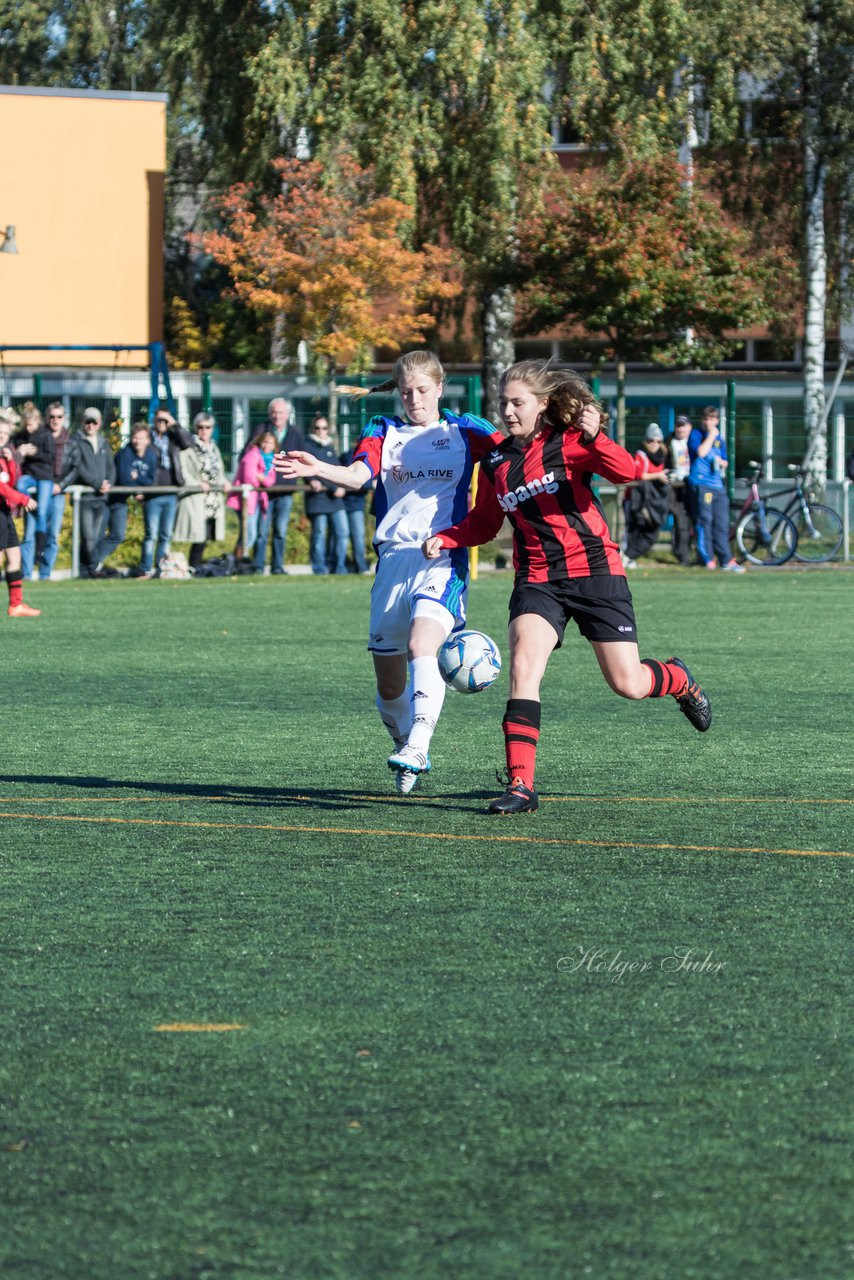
[
  {"xmin": 0, "ymin": 809, "xmax": 848, "ymax": 859},
  {"xmin": 154, "ymin": 1023, "xmax": 246, "ymax": 1033},
  {"xmin": 0, "ymin": 793, "xmax": 850, "ymax": 807}
]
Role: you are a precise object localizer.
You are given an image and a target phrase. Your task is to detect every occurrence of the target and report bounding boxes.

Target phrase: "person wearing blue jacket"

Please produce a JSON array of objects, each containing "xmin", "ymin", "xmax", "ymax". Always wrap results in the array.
[
  {"xmin": 686, "ymin": 408, "xmax": 745, "ymax": 573},
  {"xmin": 93, "ymin": 424, "xmax": 158, "ymax": 576}
]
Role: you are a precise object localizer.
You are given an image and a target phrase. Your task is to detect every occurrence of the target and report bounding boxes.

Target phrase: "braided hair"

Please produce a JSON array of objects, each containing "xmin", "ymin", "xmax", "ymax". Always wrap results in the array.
[{"xmin": 339, "ymin": 350, "xmax": 445, "ymax": 400}]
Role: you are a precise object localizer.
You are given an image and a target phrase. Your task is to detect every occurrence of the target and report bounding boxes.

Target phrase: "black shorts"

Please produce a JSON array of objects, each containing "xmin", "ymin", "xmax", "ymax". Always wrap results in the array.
[
  {"xmin": 0, "ymin": 509, "xmax": 20, "ymax": 550},
  {"xmin": 508, "ymin": 576, "xmax": 638, "ymax": 649}
]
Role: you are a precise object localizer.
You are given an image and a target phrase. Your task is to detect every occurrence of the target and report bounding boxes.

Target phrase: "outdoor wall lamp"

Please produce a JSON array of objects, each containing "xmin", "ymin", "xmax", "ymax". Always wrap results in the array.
[{"xmin": 0, "ymin": 225, "xmax": 18, "ymax": 254}]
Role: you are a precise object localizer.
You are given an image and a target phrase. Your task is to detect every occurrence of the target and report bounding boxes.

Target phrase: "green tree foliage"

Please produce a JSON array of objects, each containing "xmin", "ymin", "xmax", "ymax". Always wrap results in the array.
[
  {"xmin": 250, "ymin": 2, "xmax": 565, "ymax": 417},
  {"xmin": 557, "ymin": 0, "xmax": 695, "ymax": 157}
]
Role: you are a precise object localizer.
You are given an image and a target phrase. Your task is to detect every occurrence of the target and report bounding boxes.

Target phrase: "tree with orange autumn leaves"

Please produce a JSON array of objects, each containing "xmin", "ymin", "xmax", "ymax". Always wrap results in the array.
[{"xmin": 199, "ymin": 155, "xmax": 459, "ymax": 430}]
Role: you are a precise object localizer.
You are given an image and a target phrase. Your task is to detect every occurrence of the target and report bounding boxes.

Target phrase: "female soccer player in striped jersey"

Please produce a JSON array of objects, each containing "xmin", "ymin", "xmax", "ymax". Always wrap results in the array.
[
  {"xmin": 275, "ymin": 350, "xmax": 503, "ymax": 796},
  {"xmin": 423, "ymin": 360, "xmax": 711, "ymax": 815}
]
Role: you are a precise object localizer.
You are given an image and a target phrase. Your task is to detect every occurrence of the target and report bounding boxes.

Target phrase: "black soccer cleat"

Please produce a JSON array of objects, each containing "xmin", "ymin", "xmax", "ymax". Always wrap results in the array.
[
  {"xmin": 488, "ymin": 772, "xmax": 539, "ymax": 816},
  {"xmin": 669, "ymin": 657, "xmax": 712, "ymax": 732}
]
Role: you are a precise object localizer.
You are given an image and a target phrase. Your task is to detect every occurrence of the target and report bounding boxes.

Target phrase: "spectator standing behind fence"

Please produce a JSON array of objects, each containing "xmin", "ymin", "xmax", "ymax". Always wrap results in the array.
[
  {"xmin": 622, "ymin": 424, "xmax": 671, "ymax": 568},
  {"xmin": 339, "ymin": 444, "xmax": 373, "ymax": 574},
  {"xmin": 227, "ymin": 430, "xmax": 278, "ymax": 563},
  {"xmin": 303, "ymin": 416, "xmax": 348, "ymax": 575},
  {"xmin": 0, "ymin": 429, "xmax": 40, "ymax": 616},
  {"xmin": 14, "ymin": 405, "xmax": 55, "ymax": 579},
  {"xmin": 665, "ymin": 416, "xmax": 694, "ymax": 566},
  {"xmin": 39, "ymin": 402, "xmax": 70, "ymax": 580},
  {"xmin": 687, "ymin": 406, "xmax": 745, "ymax": 573},
  {"xmin": 253, "ymin": 398, "xmax": 303, "ymax": 575},
  {"xmin": 95, "ymin": 423, "xmax": 158, "ymax": 578},
  {"xmin": 0, "ymin": 411, "xmax": 15, "ymax": 455},
  {"xmin": 140, "ymin": 408, "xmax": 194, "ymax": 578},
  {"xmin": 59, "ymin": 407, "xmax": 115, "ymax": 578},
  {"xmin": 174, "ymin": 413, "xmax": 230, "ymax": 572}
]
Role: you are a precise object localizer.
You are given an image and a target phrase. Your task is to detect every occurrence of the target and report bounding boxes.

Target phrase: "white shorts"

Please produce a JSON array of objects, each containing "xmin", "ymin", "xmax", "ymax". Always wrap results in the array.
[{"xmin": 367, "ymin": 545, "xmax": 468, "ymax": 654}]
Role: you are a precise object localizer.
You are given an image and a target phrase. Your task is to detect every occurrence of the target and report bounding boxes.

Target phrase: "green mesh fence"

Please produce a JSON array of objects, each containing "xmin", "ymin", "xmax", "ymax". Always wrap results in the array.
[
  {"xmin": 733, "ymin": 400, "xmax": 764, "ymax": 477},
  {"xmin": 769, "ymin": 399, "xmax": 805, "ymax": 473}
]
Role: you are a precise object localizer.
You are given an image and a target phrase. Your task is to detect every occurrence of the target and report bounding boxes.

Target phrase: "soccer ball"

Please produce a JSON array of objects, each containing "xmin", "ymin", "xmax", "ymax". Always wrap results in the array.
[{"xmin": 438, "ymin": 629, "xmax": 502, "ymax": 694}]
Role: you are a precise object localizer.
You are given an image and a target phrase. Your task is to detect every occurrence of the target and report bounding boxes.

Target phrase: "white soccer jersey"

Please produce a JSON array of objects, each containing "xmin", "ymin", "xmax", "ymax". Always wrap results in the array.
[{"xmin": 352, "ymin": 410, "xmax": 502, "ymax": 549}]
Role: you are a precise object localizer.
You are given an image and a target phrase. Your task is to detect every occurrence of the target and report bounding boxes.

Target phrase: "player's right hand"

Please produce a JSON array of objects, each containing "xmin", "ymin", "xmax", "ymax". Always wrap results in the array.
[
  {"xmin": 422, "ymin": 536, "xmax": 443, "ymax": 559},
  {"xmin": 25, "ymin": 498, "xmax": 38, "ymax": 513}
]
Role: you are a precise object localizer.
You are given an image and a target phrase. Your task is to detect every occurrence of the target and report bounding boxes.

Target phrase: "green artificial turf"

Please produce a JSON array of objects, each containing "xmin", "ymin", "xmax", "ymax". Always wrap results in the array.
[{"xmin": 1, "ymin": 568, "xmax": 851, "ymax": 1279}]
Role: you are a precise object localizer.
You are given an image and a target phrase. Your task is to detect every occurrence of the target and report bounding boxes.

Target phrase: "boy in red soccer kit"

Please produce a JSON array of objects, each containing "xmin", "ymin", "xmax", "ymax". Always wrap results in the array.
[
  {"xmin": 424, "ymin": 360, "xmax": 710, "ymax": 815},
  {"xmin": 0, "ymin": 436, "xmax": 41, "ymax": 617}
]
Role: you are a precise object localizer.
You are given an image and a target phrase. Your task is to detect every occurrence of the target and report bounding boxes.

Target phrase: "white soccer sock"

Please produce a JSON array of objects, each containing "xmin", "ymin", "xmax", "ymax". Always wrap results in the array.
[
  {"xmin": 406, "ymin": 656, "xmax": 447, "ymax": 755},
  {"xmin": 376, "ymin": 690, "xmax": 412, "ymax": 747}
]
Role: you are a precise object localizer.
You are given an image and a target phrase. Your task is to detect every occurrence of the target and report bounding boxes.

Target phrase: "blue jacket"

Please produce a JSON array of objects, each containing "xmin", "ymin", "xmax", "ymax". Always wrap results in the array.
[
  {"xmin": 688, "ymin": 427, "xmax": 727, "ymax": 489},
  {"xmin": 113, "ymin": 443, "xmax": 158, "ymax": 499}
]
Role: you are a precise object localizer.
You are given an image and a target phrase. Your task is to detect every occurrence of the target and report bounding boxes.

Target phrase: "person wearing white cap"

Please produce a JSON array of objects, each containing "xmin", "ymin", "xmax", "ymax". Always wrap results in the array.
[
  {"xmin": 665, "ymin": 416, "xmax": 695, "ymax": 565},
  {"xmin": 59, "ymin": 408, "xmax": 115, "ymax": 576}
]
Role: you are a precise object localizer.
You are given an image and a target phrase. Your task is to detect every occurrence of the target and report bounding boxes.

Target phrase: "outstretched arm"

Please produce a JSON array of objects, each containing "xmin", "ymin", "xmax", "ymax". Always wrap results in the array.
[
  {"xmin": 423, "ymin": 467, "xmax": 505, "ymax": 557},
  {"xmin": 274, "ymin": 450, "xmax": 371, "ymax": 492}
]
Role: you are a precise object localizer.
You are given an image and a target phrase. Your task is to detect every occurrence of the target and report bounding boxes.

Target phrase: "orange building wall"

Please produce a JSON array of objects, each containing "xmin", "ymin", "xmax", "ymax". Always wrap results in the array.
[{"xmin": 0, "ymin": 87, "xmax": 166, "ymax": 367}]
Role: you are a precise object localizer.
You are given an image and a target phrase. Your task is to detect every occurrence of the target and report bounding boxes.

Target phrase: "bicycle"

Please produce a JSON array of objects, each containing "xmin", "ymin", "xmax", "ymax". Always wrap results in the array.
[
  {"xmin": 729, "ymin": 462, "xmax": 798, "ymax": 566},
  {"xmin": 770, "ymin": 465, "xmax": 845, "ymax": 563}
]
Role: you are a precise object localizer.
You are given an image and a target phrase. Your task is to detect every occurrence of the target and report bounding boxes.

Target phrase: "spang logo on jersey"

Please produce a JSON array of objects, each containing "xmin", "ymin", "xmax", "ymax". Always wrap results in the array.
[{"xmin": 498, "ymin": 471, "xmax": 559, "ymax": 512}]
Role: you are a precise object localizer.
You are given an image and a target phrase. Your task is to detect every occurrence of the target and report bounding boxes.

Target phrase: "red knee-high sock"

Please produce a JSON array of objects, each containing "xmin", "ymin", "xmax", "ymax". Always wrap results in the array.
[
  {"xmin": 6, "ymin": 569, "xmax": 23, "ymax": 608},
  {"xmin": 503, "ymin": 699, "xmax": 541, "ymax": 790},
  {"xmin": 641, "ymin": 658, "xmax": 688, "ymax": 699}
]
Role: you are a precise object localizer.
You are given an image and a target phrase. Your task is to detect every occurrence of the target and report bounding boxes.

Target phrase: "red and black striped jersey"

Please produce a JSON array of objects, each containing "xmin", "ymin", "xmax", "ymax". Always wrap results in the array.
[{"xmin": 436, "ymin": 426, "xmax": 636, "ymax": 582}]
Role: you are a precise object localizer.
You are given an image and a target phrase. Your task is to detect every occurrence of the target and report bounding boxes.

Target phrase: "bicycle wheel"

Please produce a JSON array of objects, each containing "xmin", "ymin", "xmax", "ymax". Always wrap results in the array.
[
  {"xmin": 791, "ymin": 502, "xmax": 844, "ymax": 563},
  {"xmin": 736, "ymin": 507, "xmax": 797, "ymax": 565}
]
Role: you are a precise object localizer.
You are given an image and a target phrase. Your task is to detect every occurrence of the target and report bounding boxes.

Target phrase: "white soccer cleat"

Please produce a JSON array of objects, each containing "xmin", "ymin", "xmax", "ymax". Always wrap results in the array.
[
  {"xmin": 395, "ymin": 767, "xmax": 420, "ymax": 796},
  {"xmin": 388, "ymin": 745, "xmax": 431, "ymax": 796}
]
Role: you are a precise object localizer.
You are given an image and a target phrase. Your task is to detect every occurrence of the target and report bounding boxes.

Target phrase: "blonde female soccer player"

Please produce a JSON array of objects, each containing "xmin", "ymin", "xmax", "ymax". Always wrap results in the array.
[
  {"xmin": 423, "ymin": 360, "xmax": 711, "ymax": 815},
  {"xmin": 276, "ymin": 350, "xmax": 503, "ymax": 795}
]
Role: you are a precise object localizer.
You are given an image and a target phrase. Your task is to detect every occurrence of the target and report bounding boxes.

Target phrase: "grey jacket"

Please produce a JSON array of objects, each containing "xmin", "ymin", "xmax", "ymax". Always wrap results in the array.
[{"xmin": 60, "ymin": 433, "xmax": 116, "ymax": 492}]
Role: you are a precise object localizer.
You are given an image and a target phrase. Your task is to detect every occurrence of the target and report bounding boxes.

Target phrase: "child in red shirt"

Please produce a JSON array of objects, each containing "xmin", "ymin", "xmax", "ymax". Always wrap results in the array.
[{"xmin": 0, "ymin": 434, "xmax": 41, "ymax": 617}]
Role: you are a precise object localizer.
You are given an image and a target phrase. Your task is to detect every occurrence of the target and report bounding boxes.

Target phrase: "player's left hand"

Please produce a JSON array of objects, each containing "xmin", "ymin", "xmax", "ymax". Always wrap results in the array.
[
  {"xmin": 422, "ymin": 536, "xmax": 443, "ymax": 559},
  {"xmin": 578, "ymin": 405, "xmax": 602, "ymax": 441}
]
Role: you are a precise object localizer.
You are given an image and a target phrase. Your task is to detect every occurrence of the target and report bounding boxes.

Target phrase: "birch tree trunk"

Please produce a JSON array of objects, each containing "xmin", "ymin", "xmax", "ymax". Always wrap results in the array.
[
  {"xmin": 482, "ymin": 285, "xmax": 517, "ymax": 426},
  {"xmin": 327, "ymin": 363, "xmax": 339, "ymax": 437},
  {"xmin": 615, "ymin": 358, "xmax": 627, "ymax": 451},
  {"xmin": 270, "ymin": 312, "xmax": 288, "ymax": 371},
  {"xmin": 802, "ymin": 12, "xmax": 828, "ymax": 487}
]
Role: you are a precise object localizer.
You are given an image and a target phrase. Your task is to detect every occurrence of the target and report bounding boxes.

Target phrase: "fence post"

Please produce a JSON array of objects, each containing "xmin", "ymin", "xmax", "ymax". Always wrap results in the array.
[
  {"xmin": 726, "ymin": 380, "xmax": 737, "ymax": 498},
  {"xmin": 237, "ymin": 484, "xmax": 250, "ymax": 559},
  {"xmin": 202, "ymin": 372, "xmax": 212, "ymax": 414},
  {"xmin": 70, "ymin": 487, "xmax": 81, "ymax": 579}
]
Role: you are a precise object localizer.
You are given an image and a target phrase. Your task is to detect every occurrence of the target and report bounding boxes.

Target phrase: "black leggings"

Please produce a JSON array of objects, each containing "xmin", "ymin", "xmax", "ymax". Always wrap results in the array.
[{"xmin": 189, "ymin": 519, "xmax": 216, "ymax": 569}]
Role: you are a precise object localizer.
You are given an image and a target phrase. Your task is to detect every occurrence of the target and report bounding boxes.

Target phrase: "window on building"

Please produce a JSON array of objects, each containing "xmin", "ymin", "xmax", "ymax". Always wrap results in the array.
[{"xmin": 753, "ymin": 338, "xmax": 797, "ymax": 363}]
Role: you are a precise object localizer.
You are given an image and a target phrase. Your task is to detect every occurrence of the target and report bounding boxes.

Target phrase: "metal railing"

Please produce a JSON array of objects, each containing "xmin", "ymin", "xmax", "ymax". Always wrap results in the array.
[
  {"xmin": 65, "ymin": 483, "xmax": 298, "ymax": 578},
  {"xmin": 61, "ymin": 476, "xmax": 854, "ymax": 576}
]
